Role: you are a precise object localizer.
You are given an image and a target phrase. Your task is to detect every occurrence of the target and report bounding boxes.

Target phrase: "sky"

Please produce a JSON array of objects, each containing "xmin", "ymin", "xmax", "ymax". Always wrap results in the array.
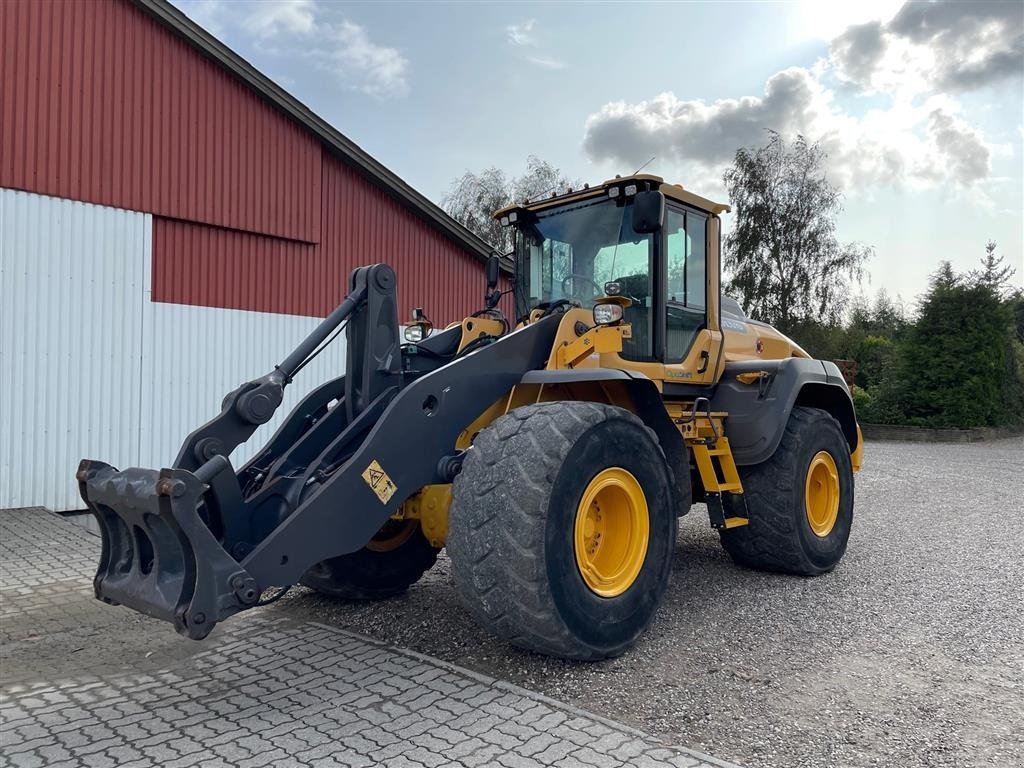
[{"xmin": 174, "ymin": 0, "xmax": 1024, "ymax": 306}]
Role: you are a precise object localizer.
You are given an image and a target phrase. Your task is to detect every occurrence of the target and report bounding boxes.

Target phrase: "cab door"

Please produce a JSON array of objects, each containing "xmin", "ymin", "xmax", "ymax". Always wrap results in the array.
[{"xmin": 662, "ymin": 205, "xmax": 724, "ymax": 386}]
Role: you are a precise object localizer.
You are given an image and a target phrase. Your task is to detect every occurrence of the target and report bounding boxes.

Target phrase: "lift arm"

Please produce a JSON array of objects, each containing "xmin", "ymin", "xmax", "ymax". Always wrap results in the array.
[{"xmin": 78, "ymin": 263, "xmax": 560, "ymax": 639}]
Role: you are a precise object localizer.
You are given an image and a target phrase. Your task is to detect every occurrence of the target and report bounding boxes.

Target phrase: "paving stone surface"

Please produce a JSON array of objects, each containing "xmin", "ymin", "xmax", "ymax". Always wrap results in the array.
[{"xmin": 0, "ymin": 509, "xmax": 737, "ymax": 768}]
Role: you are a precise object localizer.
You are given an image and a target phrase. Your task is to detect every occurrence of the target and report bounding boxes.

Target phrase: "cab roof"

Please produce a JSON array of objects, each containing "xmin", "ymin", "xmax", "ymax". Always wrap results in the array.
[{"xmin": 493, "ymin": 173, "xmax": 731, "ymax": 219}]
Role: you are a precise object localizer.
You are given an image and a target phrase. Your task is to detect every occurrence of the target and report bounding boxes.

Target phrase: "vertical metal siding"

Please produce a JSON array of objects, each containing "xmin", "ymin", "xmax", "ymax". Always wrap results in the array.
[
  {"xmin": 151, "ymin": 154, "xmax": 503, "ymax": 325},
  {"xmin": 0, "ymin": 0, "xmax": 322, "ymax": 243},
  {"xmin": 0, "ymin": 188, "xmax": 342, "ymax": 510},
  {"xmin": 139, "ymin": 301, "xmax": 342, "ymax": 471},
  {"xmin": 320, "ymin": 156, "xmax": 492, "ymax": 325},
  {"xmin": 152, "ymin": 217, "xmax": 321, "ymax": 316},
  {"xmin": 0, "ymin": 189, "xmax": 149, "ymax": 510},
  {"xmin": 4, "ymin": 0, "xmax": 496, "ymax": 328}
]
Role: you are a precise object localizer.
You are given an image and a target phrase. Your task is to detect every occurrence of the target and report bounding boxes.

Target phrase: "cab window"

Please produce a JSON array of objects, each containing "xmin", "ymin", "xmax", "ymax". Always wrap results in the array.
[
  {"xmin": 594, "ymin": 237, "xmax": 653, "ymax": 361},
  {"xmin": 665, "ymin": 208, "xmax": 707, "ymax": 362}
]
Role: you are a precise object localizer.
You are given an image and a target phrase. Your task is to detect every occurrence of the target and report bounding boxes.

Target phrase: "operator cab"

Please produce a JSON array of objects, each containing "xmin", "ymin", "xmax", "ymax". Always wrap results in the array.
[{"xmin": 496, "ymin": 175, "xmax": 730, "ymax": 375}]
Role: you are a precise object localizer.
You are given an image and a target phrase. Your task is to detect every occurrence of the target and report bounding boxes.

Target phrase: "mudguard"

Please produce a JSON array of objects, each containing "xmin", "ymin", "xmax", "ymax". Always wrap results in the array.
[
  {"xmin": 711, "ymin": 358, "xmax": 859, "ymax": 466},
  {"xmin": 519, "ymin": 368, "xmax": 692, "ymax": 513}
]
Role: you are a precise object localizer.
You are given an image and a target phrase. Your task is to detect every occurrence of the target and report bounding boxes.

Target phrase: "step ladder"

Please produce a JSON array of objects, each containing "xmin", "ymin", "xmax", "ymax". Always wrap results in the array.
[{"xmin": 676, "ymin": 397, "xmax": 749, "ymax": 530}]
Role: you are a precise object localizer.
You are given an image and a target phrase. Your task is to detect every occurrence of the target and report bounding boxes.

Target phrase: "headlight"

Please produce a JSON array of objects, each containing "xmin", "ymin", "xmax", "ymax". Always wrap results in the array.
[
  {"xmin": 593, "ymin": 303, "xmax": 624, "ymax": 325},
  {"xmin": 404, "ymin": 325, "xmax": 424, "ymax": 342}
]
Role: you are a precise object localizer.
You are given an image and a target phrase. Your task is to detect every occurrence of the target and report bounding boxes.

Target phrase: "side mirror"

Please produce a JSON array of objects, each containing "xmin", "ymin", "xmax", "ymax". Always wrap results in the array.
[
  {"xmin": 632, "ymin": 190, "xmax": 665, "ymax": 234},
  {"xmin": 486, "ymin": 254, "xmax": 500, "ymax": 291}
]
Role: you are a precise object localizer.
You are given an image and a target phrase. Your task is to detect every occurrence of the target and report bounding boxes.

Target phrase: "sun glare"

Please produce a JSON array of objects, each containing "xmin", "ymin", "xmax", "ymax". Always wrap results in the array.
[{"xmin": 786, "ymin": 0, "xmax": 905, "ymax": 43}]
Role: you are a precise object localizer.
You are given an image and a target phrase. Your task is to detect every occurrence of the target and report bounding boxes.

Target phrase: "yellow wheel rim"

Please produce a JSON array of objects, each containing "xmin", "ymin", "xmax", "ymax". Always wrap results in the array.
[
  {"xmin": 573, "ymin": 468, "xmax": 649, "ymax": 597},
  {"xmin": 365, "ymin": 518, "xmax": 417, "ymax": 552},
  {"xmin": 805, "ymin": 451, "xmax": 840, "ymax": 537}
]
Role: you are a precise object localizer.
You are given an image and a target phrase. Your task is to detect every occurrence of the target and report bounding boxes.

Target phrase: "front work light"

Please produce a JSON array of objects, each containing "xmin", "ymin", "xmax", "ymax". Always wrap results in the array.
[
  {"xmin": 593, "ymin": 303, "xmax": 624, "ymax": 325},
  {"xmin": 405, "ymin": 308, "xmax": 433, "ymax": 342}
]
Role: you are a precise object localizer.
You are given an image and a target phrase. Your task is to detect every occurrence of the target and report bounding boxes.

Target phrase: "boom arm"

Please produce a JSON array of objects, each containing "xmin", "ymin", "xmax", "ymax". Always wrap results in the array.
[{"xmin": 78, "ymin": 263, "xmax": 559, "ymax": 639}]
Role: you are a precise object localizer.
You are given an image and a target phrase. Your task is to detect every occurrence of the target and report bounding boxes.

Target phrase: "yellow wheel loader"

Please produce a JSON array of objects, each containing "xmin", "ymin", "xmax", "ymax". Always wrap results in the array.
[{"xmin": 78, "ymin": 174, "xmax": 863, "ymax": 659}]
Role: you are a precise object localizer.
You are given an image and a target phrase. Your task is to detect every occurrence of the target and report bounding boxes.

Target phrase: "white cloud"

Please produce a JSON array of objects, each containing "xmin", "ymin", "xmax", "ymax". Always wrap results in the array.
[
  {"xmin": 243, "ymin": 0, "xmax": 315, "ymax": 38},
  {"xmin": 526, "ymin": 55, "xmax": 567, "ymax": 71},
  {"xmin": 506, "ymin": 19, "xmax": 537, "ymax": 47},
  {"xmin": 583, "ymin": 71, "xmax": 992, "ymax": 192},
  {"xmin": 926, "ymin": 109, "xmax": 992, "ymax": 185},
  {"xmin": 228, "ymin": 1, "xmax": 408, "ymax": 98},
  {"xmin": 787, "ymin": 0, "xmax": 904, "ymax": 42},
  {"xmin": 505, "ymin": 18, "xmax": 567, "ymax": 70},
  {"xmin": 830, "ymin": 0, "xmax": 1023, "ymax": 94},
  {"xmin": 327, "ymin": 20, "xmax": 409, "ymax": 98},
  {"xmin": 173, "ymin": 0, "xmax": 227, "ymax": 36},
  {"xmin": 593, "ymin": 69, "xmax": 839, "ymax": 164},
  {"xmin": 582, "ymin": 1, "xmax": 1013, "ymax": 194}
]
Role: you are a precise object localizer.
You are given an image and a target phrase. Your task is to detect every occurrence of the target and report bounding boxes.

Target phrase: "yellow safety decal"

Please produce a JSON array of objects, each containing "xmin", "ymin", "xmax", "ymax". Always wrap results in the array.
[{"xmin": 362, "ymin": 460, "xmax": 398, "ymax": 504}]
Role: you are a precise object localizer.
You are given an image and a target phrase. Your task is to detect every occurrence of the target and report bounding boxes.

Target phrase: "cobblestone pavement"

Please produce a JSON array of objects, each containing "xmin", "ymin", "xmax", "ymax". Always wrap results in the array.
[{"xmin": 0, "ymin": 509, "xmax": 737, "ymax": 768}]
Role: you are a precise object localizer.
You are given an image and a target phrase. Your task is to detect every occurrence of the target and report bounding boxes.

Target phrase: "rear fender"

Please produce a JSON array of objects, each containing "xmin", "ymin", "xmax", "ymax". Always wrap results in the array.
[{"xmin": 710, "ymin": 358, "xmax": 860, "ymax": 465}]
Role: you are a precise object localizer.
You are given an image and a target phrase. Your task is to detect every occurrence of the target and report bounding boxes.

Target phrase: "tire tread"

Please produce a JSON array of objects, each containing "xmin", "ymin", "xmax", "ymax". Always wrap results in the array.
[
  {"xmin": 719, "ymin": 406, "xmax": 851, "ymax": 575},
  {"xmin": 448, "ymin": 401, "xmax": 665, "ymax": 659}
]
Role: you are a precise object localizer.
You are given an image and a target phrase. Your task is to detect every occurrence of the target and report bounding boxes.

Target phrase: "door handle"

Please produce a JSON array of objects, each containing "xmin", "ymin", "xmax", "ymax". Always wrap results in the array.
[{"xmin": 697, "ymin": 349, "xmax": 710, "ymax": 374}]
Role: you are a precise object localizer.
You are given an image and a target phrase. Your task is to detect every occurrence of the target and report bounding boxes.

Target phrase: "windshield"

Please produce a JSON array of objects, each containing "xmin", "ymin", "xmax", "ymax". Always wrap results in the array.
[
  {"xmin": 514, "ymin": 196, "xmax": 655, "ymax": 361},
  {"xmin": 515, "ymin": 198, "xmax": 652, "ymax": 315}
]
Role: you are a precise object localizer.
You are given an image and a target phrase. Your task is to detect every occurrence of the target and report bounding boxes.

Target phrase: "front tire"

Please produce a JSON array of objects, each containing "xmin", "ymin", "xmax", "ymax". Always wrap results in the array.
[
  {"xmin": 300, "ymin": 519, "xmax": 439, "ymax": 600},
  {"xmin": 447, "ymin": 402, "xmax": 678, "ymax": 660},
  {"xmin": 719, "ymin": 406, "xmax": 854, "ymax": 575}
]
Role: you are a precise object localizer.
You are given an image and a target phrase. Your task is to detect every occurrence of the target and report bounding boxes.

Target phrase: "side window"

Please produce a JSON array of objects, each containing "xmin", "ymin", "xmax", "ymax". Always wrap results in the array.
[
  {"xmin": 665, "ymin": 208, "xmax": 708, "ymax": 362},
  {"xmin": 666, "ymin": 210, "xmax": 687, "ymax": 302},
  {"xmin": 687, "ymin": 215, "xmax": 706, "ymax": 309}
]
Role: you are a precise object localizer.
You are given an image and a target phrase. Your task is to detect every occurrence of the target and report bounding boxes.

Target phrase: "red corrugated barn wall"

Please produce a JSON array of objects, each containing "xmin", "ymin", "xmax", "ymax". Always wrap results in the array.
[{"xmin": 1, "ymin": 0, "xmax": 495, "ymax": 324}]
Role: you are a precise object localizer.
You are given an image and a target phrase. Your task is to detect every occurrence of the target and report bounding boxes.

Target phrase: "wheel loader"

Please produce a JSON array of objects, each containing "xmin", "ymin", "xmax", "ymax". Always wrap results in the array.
[{"xmin": 78, "ymin": 174, "xmax": 863, "ymax": 659}]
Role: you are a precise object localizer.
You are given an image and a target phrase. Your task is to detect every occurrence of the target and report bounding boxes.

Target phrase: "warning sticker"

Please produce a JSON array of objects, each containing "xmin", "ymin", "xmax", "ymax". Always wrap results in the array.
[{"xmin": 361, "ymin": 459, "xmax": 398, "ymax": 504}]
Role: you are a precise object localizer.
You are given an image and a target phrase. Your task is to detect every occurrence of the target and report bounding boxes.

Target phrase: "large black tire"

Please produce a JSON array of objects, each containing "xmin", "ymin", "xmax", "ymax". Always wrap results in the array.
[
  {"xmin": 300, "ymin": 519, "xmax": 439, "ymax": 600},
  {"xmin": 719, "ymin": 406, "xmax": 854, "ymax": 575},
  {"xmin": 447, "ymin": 402, "xmax": 678, "ymax": 660}
]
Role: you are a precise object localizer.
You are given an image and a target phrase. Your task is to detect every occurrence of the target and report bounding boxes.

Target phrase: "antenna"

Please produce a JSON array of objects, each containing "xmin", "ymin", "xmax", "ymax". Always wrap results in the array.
[{"xmin": 633, "ymin": 156, "xmax": 656, "ymax": 175}]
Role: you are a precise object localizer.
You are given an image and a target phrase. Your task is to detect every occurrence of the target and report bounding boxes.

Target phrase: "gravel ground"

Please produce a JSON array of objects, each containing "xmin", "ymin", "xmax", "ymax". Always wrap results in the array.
[{"xmin": 274, "ymin": 437, "xmax": 1024, "ymax": 768}]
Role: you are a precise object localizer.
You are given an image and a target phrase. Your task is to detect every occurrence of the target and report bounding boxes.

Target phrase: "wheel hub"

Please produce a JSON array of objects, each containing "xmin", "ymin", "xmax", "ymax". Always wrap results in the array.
[
  {"xmin": 366, "ymin": 518, "xmax": 418, "ymax": 552},
  {"xmin": 573, "ymin": 468, "xmax": 649, "ymax": 597},
  {"xmin": 805, "ymin": 451, "xmax": 840, "ymax": 537}
]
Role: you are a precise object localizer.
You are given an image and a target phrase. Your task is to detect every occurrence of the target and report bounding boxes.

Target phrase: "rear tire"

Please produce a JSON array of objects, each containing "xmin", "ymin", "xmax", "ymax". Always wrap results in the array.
[
  {"xmin": 447, "ymin": 402, "xmax": 678, "ymax": 660},
  {"xmin": 300, "ymin": 519, "xmax": 439, "ymax": 600},
  {"xmin": 719, "ymin": 406, "xmax": 853, "ymax": 575}
]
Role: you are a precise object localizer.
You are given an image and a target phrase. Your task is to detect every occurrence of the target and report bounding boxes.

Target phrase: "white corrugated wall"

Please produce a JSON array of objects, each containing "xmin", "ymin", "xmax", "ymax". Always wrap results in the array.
[
  {"xmin": 139, "ymin": 303, "xmax": 345, "ymax": 470},
  {"xmin": 0, "ymin": 189, "xmax": 342, "ymax": 510}
]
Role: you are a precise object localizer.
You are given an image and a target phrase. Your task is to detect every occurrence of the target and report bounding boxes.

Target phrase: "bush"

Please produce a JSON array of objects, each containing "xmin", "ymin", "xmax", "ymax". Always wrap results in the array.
[
  {"xmin": 850, "ymin": 384, "xmax": 870, "ymax": 411},
  {"xmin": 896, "ymin": 263, "xmax": 1022, "ymax": 428},
  {"xmin": 742, "ymin": 254, "xmax": 1023, "ymax": 429},
  {"xmin": 854, "ymin": 335, "xmax": 896, "ymax": 390}
]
